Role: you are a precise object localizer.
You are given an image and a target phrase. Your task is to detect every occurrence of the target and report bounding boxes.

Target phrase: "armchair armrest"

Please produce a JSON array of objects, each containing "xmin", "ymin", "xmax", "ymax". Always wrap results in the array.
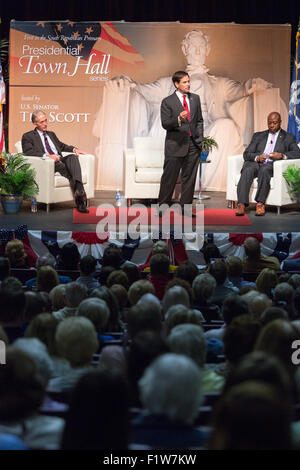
[
  {"xmin": 226, "ymin": 154, "xmax": 244, "ymax": 201},
  {"xmin": 124, "ymin": 148, "xmax": 136, "ymax": 198},
  {"xmin": 23, "ymin": 156, "xmax": 54, "ymax": 202}
]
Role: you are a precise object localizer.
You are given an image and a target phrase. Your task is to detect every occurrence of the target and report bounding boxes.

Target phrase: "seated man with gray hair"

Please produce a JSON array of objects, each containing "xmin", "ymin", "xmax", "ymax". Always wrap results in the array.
[{"xmin": 22, "ymin": 110, "xmax": 89, "ymax": 213}]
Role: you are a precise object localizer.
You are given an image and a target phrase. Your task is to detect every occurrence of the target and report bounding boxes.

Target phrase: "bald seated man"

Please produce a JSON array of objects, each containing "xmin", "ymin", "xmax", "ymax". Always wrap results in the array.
[{"xmin": 235, "ymin": 112, "xmax": 300, "ymax": 217}]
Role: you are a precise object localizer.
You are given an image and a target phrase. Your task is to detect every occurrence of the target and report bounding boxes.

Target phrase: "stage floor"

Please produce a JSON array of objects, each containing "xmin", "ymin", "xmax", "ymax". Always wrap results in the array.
[{"xmin": 1, "ymin": 190, "xmax": 300, "ymax": 233}]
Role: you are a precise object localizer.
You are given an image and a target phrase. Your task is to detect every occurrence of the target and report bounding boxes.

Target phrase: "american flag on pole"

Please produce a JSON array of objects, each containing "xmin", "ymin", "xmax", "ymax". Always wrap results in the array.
[
  {"xmin": 288, "ymin": 21, "xmax": 300, "ymax": 146},
  {"xmin": 0, "ymin": 57, "xmax": 5, "ymax": 153}
]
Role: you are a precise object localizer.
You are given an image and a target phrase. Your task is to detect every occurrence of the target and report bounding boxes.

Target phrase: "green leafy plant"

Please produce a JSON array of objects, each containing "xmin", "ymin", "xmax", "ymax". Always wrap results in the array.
[
  {"xmin": 283, "ymin": 164, "xmax": 300, "ymax": 198},
  {"xmin": 0, "ymin": 153, "xmax": 39, "ymax": 198},
  {"xmin": 201, "ymin": 136, "xmax": 218, "ymax": 153}
]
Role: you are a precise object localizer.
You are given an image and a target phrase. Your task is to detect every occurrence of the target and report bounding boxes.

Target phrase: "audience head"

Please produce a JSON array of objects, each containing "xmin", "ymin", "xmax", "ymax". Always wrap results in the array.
[
  {"xmin": 192, "ymin": 273, "xmax": 216, "ymax": 303},
  {"xmin": 36, "ymin": 265, "xmax": 59, "ymax": 293},
  {"xmin": 128, "ymin": 280, "xmax": 155, "ymax": 306},
  {"xmin": 106, "ymin": 270, "xmax": 129, "ymax": 290},
  {"xmin": 225, "ymin": 255, "xmax": 243, "ymax": 278},
  {"xmin": 55, "ymin": 317, "xmax": 98, "ymax": 367},
  {"xmin": 175, "ymin": 260, "xmax": 199, "ymax": 286},
  {"xmin": 152, "ymin": 240, "xmax": 169, "ymax": 256},
  {"xmin": 139, "ymin": 353, "xmax": 203, "ymax": 425},
  {"xmin": 77, "ymin": 298, "xmax": 109, "ymax": 332},
  {"xmin": 221, "ymin": 294, "xmax": 249, "ymax": 325},
  {"xmin": 208, "ymin": 259, "xmax": 228, "ymax": 286},
  {"xmin": 25, "ymin": 313, "xmax": 59, "ymax": 356},
  {"xmin": 241, "ymin": 290, "xmax": 272, "ymax": 319},
  {"xmin": 162, "ymin": 285, "xmax": 190, "ymax": 314},
  {"xmin": 0, "ymin": 277, "xmax": 26, "ymax": 325},
  {"xmin": 49, "ymin": 284, "xmax": 67, "ymax": 311},
  {"xmin": 64, "ymin": 281, "xmax": 87, "ymax": 308},
  {"xmin": 255, "ymin": 268, "xmax": 278, "ymax": 296},
  {"xmin": 120, "ymin": 263, "xmax": 141, "ymax": 287},
  {"xmin": 36, "ymin": 253, "xmax": 56, "ymax": 269},
  {"xmin": 61, "ymin": 369, "xmax": 129, "ymax": 450},
  {"xmin": 0, "ymin": 347, "xmax": 44, "ymax": 421},
  {"xmin": 164, "ymin": 304, "xmax": 203, "ymax": 336},
  {"xmin": 91, "ymin": 286, "xmax": 120, "ymax": 331},
  {"xmin": 127, "ymin": 302, "xmax": 162, "ymax": 339},
  {"xmin": 201, "ymin": 241, "xmax": 222, "ymax": 265},
  {"xmin": 14, "ymin": 337, "xmax": 53, "ymax": 385},
  {"xmin": 4, "ymin": 239, "xmax": 27, "ymax": 268},
  {"xmin": 101, "ymin": 245, "xmax": 123, "ymax": 269},
  {"xmin": 150, "ymin": 253, "xmax": 170, "ymax": 277},
  {"xmin": 24, "ymin": 291, "xmax": 52, "ymax": 322},
  {"xmin": 260, "ymin": 306, "xmax": 288, "ymax": 326},
  {"xmin": 109, "ymin": 284, "xmax": 128, "ymax": 311},
  {"xmin": 223, "ymin": 314, "xmax": 261, "ymax": 365},
  {"xmin": 243, "ymin": 237, "xmax": 261, "ymax": 259},
  {"xmin": 255, "ymin": 319, "xmax": 299, "ymax": 376},
  {"xmin": 0, "ymin": 256, "xmax": 10, "ymax": 281},
  {"xmin": 57, "ymin": 242, "xmax": 81, "ymax": 270},
  {"xmin": 168, "ymin": 324, "xmax": 207, "ymax": 367},
  {"xmin": 79, "ymin": 255, "xmax": 97, "ymax": 276},
  {"xmin": 288, "ymin": 274, "xmax": 300, "ymax": 290},
  {"xmin": 210, "ymin": 381, "xmax": 292, "ymax": 449},
  {"xmin": 273, "ymin": 282, "xmax": 294, "ymax": 305}
]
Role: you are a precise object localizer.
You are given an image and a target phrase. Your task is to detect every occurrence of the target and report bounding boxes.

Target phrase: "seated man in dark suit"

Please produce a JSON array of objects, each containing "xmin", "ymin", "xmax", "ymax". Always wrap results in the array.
[
  {"xmin": 22, "ymin": 111, "xmax": 89, "ymax": 213},
  {"xmin": 235, "ymin": 111, "xmax": 300, "ymax": 217}
]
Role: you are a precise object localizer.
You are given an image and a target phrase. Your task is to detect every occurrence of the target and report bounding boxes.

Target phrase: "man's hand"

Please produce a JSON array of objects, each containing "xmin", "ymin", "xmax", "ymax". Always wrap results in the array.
[
  {"xmin": 47, "ymin": 154, "xmax": 60, "ymax": 162},
  {"xmin": 269, "ymin": 152, "xmax": 283, "ymax": 160},
  {"xmin": 179, "ymin": 110, "xmax": 188, "ymax": 121},
  {"xmin": 256, "ymin": 154, "xmax": 268, "ymax": 163},
  {"xmin": 74, "ymin": 148, "xmax": 87, "ymax": 155}
]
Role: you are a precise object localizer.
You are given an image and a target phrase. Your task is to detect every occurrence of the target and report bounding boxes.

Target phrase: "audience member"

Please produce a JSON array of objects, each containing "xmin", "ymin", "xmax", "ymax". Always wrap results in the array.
[
  {"xmin": 53, "ymin": 282, "xmax": 87, "ymax": 321},
  {"xmin": 77, "ymin": 298, "xmax": 113, "ymax": 342},
  {"xmin": 36, "ymin": 265, "xmax": 59, "ymax": 293},
  {"xmin": 273, "ymin": 282, "xmax": 297, "ymax": 319},
  {"xmin": 5, "ymin": 239, "xmax": 29, "ymax": 268},
  {"xmin": 192, "ymin": 273, "xmax": 221, "ymax": 321},
  {"xmin": 61, "ymin": 369, "xmax": 129, "ymax": 450},
  {"xmin": 91, "ymin": 286, "xmax": 122, "ymax": 331},
  {"xmin": 148, "ymin": 254, "xmax": 170, "ymax": 300},
  {"xmin": 162, "ymin": 286, "xmax": 190, "ymax": 317},
  {"xmin": 76, "ymin": 255, "xmax": 100, "ymax": 293},
  {"xmin": 164, "ymin": 305, "xmax": 203, "ymax": 336},
  {"xmin": 260, "ymin": 306, "xmax": 289, "ymax": 326},
  {"xmin": 0, "ymin": 348, "xmax": 64, "ymax": 449},
  {"xmin": 127, "ymin": 302, "xmax": 162, "ymax": 340},
  {"xmin": 49, "ymin": 285, "xmax": 67, "ymax": 312},
  {"xmin": 175, "ymin": 260, "xmax": 199, "ymax": 286},
  {"xmin": 242, "ymin": 237, "xmax": 280, "ymax": 272},
  {"xmin": 128, "ymin": 280, "xmax": 155, "ymax": 306},
  {"xmin": 25, "ymin": 253, "xmax": 71, "ymax": 289},
  {"xmin": 121, "ymin": 262, "xmax": 141, "ymax": 286},
  {"xmin": 56, "ymin": 242, "xmax": 81, "ymax": 270},
  {"xmin": 131, "ymin": 354, "xmax": 206, "ymax": 449},
  {"xmin": 208, "ymin": 259, "xmax": 238, "ymax": 307},
  {"xmin": 210, "ymin": 381, "xmax": 292, "ymax": 449},
  {"xmin": 0, "ymin": 277, "xmax": 26, "ymax": 343},
  {"xmin": 106, "ymin": 270, "xmax": 129, "ymax": 290},
  {"xmin": 225, "ymin": 255, "xmax": 255, "ymax": 289},
  {"xmin": 47, "ymin": 316, "xmax": 98, "ymax": 393},
  {"xmin": 255, "ymin": 268, "xmax": 278, "ymax": 297},
  {"xmin": 241, "ymin": 290, "xmax": 272, "ymax": 319},
  {"xmin": 0, "ymin": 256, "xmax": 10, "ymax": 282}
]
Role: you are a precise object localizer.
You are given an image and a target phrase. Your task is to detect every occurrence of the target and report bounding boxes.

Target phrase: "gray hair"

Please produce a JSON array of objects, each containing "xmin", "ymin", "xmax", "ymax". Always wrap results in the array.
[
  {"xmin": 31, "ymin": 110, "xmax": 46, "ymax": 124},
  {"xmin": 192, "ymin": 273, "xmax": 216, "ymax": 301},
  {"xmin": 242, "ymin": 291, "xmax": 272, "ymax": 318},
  {"xmin": 139, "ymin": 353, "xmax": 203, "ymax": 425},
  {"xmin": 137, "ymin": 293, "xmax": 161, "ymax": 315},
  {"xmin": 36, "ymin": 253, "xmax": 56, "ymax": 269},
  {"xmin": 162, "ymin": 286, "xmax": 190, "ymax": 313},
  {"xmin": 14, "ymin": 337, "xmax": 54, "ymax": 385},
  {"xmin": 167, "ymin": 324, "xmax": 207, "ymax": 368},
  {"xmin": 273, "ymin": 283, "xmax": 294, "ymax": 303},
  {"xmin": 49, "ymin": 284, "xmax": 67, "ymax": 311},
  {"xmin": 55, "ymin": 316, "xmax": 98, "ymax": 367},
  {"xmin": 65, "ymin": 282, "xmax": 87, "ymax": 308},
  {"xmin": 77, "ymin": 298, "xmax": 110, "ymax": 331}
]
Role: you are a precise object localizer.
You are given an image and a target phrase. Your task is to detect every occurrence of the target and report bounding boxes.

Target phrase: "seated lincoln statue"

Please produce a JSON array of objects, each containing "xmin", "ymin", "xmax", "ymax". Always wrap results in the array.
[{"xmin": 94, "ymin": 29, "xmax": 288, "ymax": 192}]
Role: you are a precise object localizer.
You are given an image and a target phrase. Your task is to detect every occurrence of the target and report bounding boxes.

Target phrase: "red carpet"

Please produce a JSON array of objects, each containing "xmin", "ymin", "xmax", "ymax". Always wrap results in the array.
[{"xmin": 73, "ymin": 207, "xmax": 251, "ymax": 226}]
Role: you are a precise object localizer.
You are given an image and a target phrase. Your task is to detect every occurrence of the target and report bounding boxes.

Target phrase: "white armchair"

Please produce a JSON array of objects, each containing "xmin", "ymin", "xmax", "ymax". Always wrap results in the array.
[
  {"xmin": 15, "ymin": 141, "xmax": 95, "ymax": 212},
  {"xmin": 226, "ymin": 154, "xmax": 300, "ymax": 214}
]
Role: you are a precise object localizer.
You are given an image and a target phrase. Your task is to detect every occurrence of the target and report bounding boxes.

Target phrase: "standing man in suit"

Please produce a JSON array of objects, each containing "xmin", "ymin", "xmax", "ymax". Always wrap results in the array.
[
  {"xmin": 236, "ymin": 111, "xmax": 300, "ymax": 216},
  {"xmin": 22, "ymin": 111, "xmax": 89, "ymax": 213},
  {"xmin": 157, "ymin": 70, "xmax": 203, "ymax": 216}
]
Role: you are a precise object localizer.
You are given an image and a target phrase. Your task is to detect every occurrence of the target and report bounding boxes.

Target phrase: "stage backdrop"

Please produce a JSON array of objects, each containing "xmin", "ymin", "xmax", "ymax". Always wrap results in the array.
[{"xmin": 9, "ymin": 21, "xmax": 291, "ymax": 190}]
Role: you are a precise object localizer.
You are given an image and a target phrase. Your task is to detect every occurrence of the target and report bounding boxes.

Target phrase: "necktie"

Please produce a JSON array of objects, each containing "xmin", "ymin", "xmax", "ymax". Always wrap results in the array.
[
  {"xmin": 182, "ymin": 95, "xmax": 190, "ymax": 121},
  {"xmin": 43, "ymin": 132, "xmax": 53, "ymax": 155}
]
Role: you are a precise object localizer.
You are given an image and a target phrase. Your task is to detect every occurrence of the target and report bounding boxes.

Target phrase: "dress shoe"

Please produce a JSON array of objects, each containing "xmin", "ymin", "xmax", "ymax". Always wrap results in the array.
[
  {"xmin": 235, "ymin": 203, "xmax": 245, "ymax": 216},
  {"xmin": 255, "ymin": 202, "xmax": 265, "ymax": 216},
  {"xmin": 75, "ymin": 190, "xmax": 89, "ymax": 213}
]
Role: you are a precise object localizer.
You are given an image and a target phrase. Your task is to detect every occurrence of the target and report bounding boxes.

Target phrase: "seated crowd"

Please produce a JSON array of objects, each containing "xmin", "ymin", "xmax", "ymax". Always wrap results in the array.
[{"xmin": 1, "ymin": 236, "xmax": 300, "ymax": 450}]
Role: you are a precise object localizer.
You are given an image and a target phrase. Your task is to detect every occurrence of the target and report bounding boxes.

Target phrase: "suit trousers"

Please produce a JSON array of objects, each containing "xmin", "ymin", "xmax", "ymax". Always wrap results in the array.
[
  {"xmin": 55, "ymin": 153, "xmax": 83, "ymax": 191},
  {"xmin": 158, "ymin": 138, "xmax": 200, "ymax": 206},
  {"xmin": 237, "ymin": 161, "xmax": 274, "ymax": 204}
]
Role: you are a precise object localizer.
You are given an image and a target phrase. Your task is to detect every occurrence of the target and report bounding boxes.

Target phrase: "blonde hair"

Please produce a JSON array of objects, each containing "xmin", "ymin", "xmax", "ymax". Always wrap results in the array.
[{"xmin": 5, "ymin": 239, "xmax": 27, "ymax": 267}]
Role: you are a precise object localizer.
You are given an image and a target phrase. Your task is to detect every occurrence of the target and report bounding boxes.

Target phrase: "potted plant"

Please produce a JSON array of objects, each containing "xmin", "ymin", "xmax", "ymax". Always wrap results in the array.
[
  {"xmin": 200, "ymin": 136, "xmax": 218, "ymax": 161},
  {"xmin": 0, "ymin": 152, "xmax": 39, "ymax": 213},
  {"xmin": 283, "ymin": 164, "xmax": 300, "ymax": 202}
]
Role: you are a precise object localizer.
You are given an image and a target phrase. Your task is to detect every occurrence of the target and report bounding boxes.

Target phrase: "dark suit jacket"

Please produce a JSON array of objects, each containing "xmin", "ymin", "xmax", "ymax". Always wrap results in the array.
[
  {"xmin": 243, "ymin": 129, "xmax": 300, "ymax": 162},
  {"xmin": 161, "ymin": 91, "xmax": 203, "ymax": 157},
  {"xmin": 22, "ymin": 129, "xmax": 74, "ymax": 157}
]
